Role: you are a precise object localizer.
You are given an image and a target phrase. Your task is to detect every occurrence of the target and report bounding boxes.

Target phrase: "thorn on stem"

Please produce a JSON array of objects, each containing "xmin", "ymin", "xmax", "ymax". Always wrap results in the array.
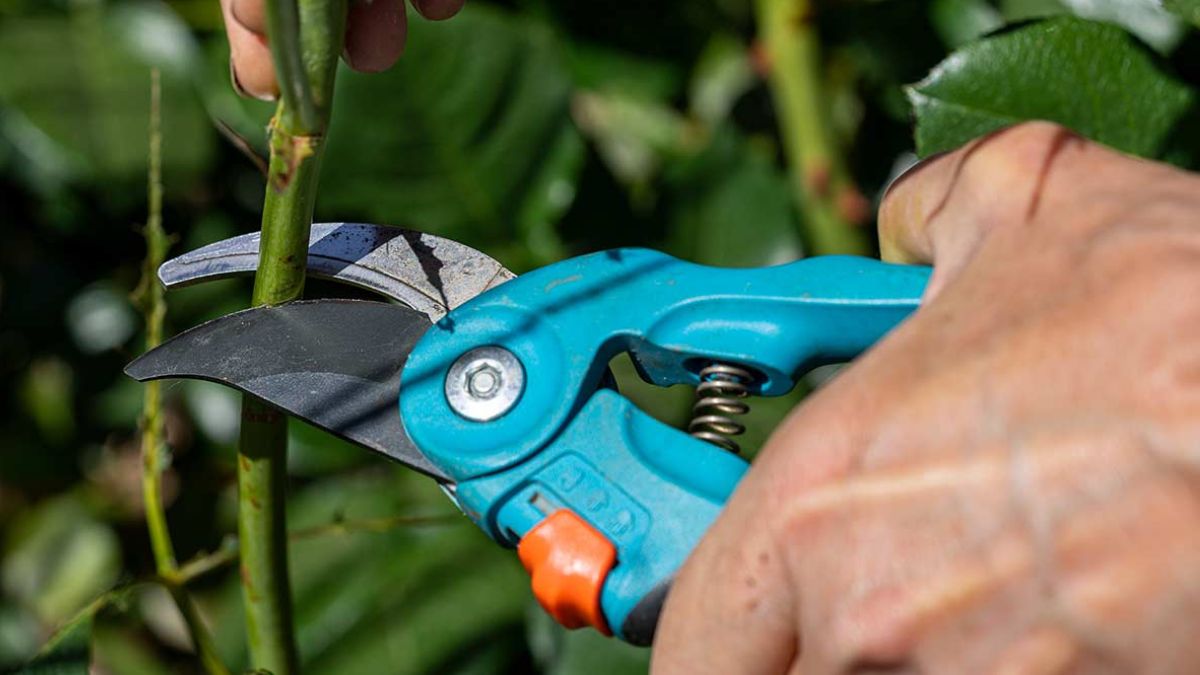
[
  {"xmin": 750, "ymin": 40, "xmax": 772, "ymax": 77},
  {"xmin": 836, "ymin": 184, "xmax": 870, "ymax": 226},
  {"xmin": 214, "ymin": 118, "xmax": 270, "ymax": 177},
  {"xmin": 805, "ymin": 162, "xmax": 832, "ymax": 198}
]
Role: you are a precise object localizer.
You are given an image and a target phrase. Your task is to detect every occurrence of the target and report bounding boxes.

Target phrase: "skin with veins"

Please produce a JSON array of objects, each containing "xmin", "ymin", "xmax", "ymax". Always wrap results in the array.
[{"xmin": 653, "ymin": 122, "xmax": 1200, "ymax": 674}]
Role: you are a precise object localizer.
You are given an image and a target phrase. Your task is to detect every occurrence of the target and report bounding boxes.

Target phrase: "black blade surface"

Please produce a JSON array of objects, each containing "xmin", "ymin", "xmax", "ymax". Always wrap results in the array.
[{"xmin": 125, "ymin": 299, "xmax": 448, "ymax": 482}]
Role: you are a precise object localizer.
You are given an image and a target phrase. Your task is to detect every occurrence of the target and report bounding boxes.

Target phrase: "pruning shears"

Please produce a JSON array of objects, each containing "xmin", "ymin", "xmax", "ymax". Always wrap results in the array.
[{"xmin": 126, "ymin": 223, "xmax": 931, "ymax": 645}]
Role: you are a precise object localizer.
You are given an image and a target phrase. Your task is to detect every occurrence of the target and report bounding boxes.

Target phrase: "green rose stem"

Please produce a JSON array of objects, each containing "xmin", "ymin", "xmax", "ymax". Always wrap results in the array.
[
  {"xmin": 238, "ymin": 1, "xmax": 346, "ymax": 672},
  {"xmin": 756, "ymin": 0, "xmax": 869, "ymax": 255}
]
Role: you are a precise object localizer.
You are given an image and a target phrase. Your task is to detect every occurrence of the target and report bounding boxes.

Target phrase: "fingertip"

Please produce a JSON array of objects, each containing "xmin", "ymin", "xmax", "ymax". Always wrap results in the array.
[
  {"xmin": 878, "ymin": 155, "xmax": 948, "ymax": 265},
  {"xmin": 230, "ymin": 0, "xmax": 267, "ymax": 34},
  {"xmin": 220, "ymin": 0, "xmax": 278, "ymax": 100},
  {"xmin": 879, "ymin": 122, "xmax": 1093, "ymax": 268},
  {"xmin": 411, "ymin": 0, "xmax": 466, "ymax": 21},
  {"xmin": 345, "ymin": 0, "xmax": 406, "ymax": 72}
]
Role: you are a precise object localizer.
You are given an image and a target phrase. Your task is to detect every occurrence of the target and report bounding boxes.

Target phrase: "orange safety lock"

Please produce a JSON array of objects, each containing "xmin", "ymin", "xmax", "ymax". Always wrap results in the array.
[{"xmin": 517, "ymin": 509, "xmax": 617, "ymax": 635}]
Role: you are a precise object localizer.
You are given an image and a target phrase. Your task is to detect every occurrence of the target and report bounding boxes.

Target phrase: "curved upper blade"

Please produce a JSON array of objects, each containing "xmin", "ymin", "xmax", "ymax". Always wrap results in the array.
[
  {"xmin": 125, "ymin": 299, "xmax": 449, "ymax": 482},
  {"xmin": 159, "ymin": 223, "xmax": 515, "ymax": 322}
]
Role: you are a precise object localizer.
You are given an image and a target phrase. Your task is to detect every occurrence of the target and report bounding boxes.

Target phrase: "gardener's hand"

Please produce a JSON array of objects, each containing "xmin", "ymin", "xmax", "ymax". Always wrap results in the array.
[
  {"xmin": 220, "ymin": 0, "xmax": 464, "ymax": 100},
  {"xmin": 653, "ymin": 121, "xmax": 1200, "ymax": 674}
]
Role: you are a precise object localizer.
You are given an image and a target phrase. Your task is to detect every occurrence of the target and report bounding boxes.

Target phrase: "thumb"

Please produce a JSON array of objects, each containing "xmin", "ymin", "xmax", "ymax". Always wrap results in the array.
[{"xmin": 878, "ymin": 122, "xmax": 1095, "ymax": 295}]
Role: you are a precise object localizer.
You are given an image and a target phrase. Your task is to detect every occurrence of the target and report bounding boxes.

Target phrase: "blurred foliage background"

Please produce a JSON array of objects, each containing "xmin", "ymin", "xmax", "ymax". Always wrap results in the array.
[{"xmin": 0, "ymin": 0, "xmax": 1197, "ymax": 672}]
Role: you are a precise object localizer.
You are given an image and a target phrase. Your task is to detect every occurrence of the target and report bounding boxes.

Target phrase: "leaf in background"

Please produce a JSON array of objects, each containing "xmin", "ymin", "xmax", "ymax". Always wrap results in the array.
[
  {"xmin": 689, "ymin": 35, "xmax": 757, "ymax": 126},
  {"xmin": 1060, "ymin": 0, "xmax": 1183, "ymax": 53},
  {"xmin": 908, "ymin": 17, "xmax": 1195, "ymax": 158},
  {"xmin": 562, "ymin": 42, "xmax": 689, "ymax": 204},
  {"xmin": 2, "ymin": 496, "xmax": 121, "ymax": 626},
  {"xmin": 91, "ymin": 620, "xmax": 176, "ymax": 675},
  {"xmin": 320, "ymin": 6, "xmax": 584, "ymax": 268},
  {"xmin": 0, "ymin": 1, "xmax": 214, "ymax": 196},
  {"xmin": 287, "ymin": 472, "xmax": 529, "ymax": 675},
  {"xmin": 190, "ymin": 469, "xmax": 532, "ymax": 674},
  {"xmin": 999, "ymin": 0, "xmax": 1185, "ymax": 53},
  {"xmin": 665, "ymin": 126, "xmax": 802, "ymax": 268},
  {"xmin": 18, "ymin": 357, "xmax": 74, "ymax": 446},
  {"xmin": 527, "ymin": 607, "xmax": 649, "ymax": 675},
  {"xmin": 565, "ymin": 43, "xmax": 684, "ymax": 101},
  {"xmin": 930, "ymin": 0, "xmax": 1004, "ymax": 47},
  {"xmin": 573, "ymin": 91, "xmax": 702, "ymax": 196},
  {"xmin": 13, "ymin": 599, "xmax": 95, "ymax": 675},
  {"xmin": 7, "ymin": 584, "xmax": 139, "ymax": 675},
  {"xmin": 1163, "ymin": 0, "xmax": 1200, "ymax": 27}
]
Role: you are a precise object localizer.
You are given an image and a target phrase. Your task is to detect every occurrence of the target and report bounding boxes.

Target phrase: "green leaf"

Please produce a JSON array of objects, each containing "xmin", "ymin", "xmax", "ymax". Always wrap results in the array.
[
  {"xmin": 930, "ymin": 0, "xmax": 1004, "ymax": 48},
  {"xmin": 665, "ymin": 126, "xmax": 802, "ymax": 269},
  {"xmin": 15, "ymin": 588, "xmax": 130, "ymax": 675},
  {"xmin": 573, "ymin": 91, "xmax": 700, "ymax": 194},
  {"xmin": 1163, "ymin": 0, "xmax": 1200, "ymax": 27},
  {"xmin": 91, "ymin": 620, "xmax": 176, "ymax": 675},
  {"xmin": 688, "ymin": 35, "xmax": 756, "ymax": 125},
  {"xmin": 998, "ymin": 0, "xmax": 1185, "ymax": 53},
  {"xmin": 0, "ymin": 2, "xmax": 214, "ymax": 195},
  {"xmin": 2, "ymin": 496, "xmax": 121, "ymax": 626},
  {"xmin": 181, "ymin": 469, "xmax": 532, "ymax": 674},
  {"xmin": 908, "ymin": 17, "xmax": 1195, "ymax": 159},
  {"xmin": 565, "ymin": 43, "xmax": 683, "ymax": 101},
  {"xmin": 528, "ymin": 607, "xmax": 649, "ymax": 675},
  {"xmin": 287, "ymin": 473, "xmax": 528, "ymax": 674},
  {"xmin": 18, "ymin": 358, "xmax": 74, "ymax": 446},
  {"xmin": 16, "ymin": 609, "xmax": 92, "ymax": 675},
  {"xmin": 320, "ymin": 6, "xmax": 584, "ymax": 266}
]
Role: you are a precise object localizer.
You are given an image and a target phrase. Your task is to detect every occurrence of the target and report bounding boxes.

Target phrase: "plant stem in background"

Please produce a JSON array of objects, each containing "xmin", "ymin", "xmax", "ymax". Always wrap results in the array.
[
  {"xmin": 237, "ymin": 1, "xmax": 346, "ymax": 672},
  {"xmin": 135, "ymin": 69, "xmax": 231, "ymax": 675},
  {"xmin": 756, "ymin": 0, "xmax": 869, "ymax": 255},
  {"xmin": 137, "ymin": 68, "xmax": 176, "ymax": 577},
  {"xmin": 174, "ymin": 514, "xmax": 459, "ymax": 586},
  {"xmin": 165, "ymin": 585, "xmax": 232, "ymax": 675}
]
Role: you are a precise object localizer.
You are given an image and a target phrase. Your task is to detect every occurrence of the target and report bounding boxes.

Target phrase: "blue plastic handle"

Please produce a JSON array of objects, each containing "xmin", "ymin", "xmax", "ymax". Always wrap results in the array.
[{"xmin": 400, "ymin": 249, "xmax": 930, "ymax": 643}]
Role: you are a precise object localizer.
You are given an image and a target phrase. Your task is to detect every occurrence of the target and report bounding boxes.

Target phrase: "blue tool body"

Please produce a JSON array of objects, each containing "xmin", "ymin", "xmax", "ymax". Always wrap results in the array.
[{"xmin": 400, "ymin": 249, "xmax": 931, "ymax": 643}]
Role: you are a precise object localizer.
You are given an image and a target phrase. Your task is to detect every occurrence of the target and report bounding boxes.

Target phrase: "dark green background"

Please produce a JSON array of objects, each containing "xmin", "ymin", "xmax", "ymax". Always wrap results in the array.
[{"xmin": 0, "ymin": 0, "xmax": 1196, "ymax": 672}]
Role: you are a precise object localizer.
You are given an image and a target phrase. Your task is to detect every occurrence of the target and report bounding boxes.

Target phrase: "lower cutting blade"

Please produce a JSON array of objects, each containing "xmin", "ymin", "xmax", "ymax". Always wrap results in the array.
[{"xmin": 124, "ymin": 299, "xmax": 449, "ymax": 482}]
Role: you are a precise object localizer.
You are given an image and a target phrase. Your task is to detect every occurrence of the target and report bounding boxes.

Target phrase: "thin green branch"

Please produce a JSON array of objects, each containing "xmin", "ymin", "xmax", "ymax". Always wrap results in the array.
[
  {"xmin": 755, "ymin": 0, "xmax": 869, "ymax": 255},
  {"xmin": 135, "ymin": 68, "xmax": 176, "ymax": 576},
  {"xmin": 171, "ymin": 514, "xmax": 460, "ymax": 586},
  {"xmin": 134, "ymin": 69, "xmax": 229, "ymax": 675},
  {"xmin": 239, "ymin": 2, "xmax": 348, "ymax": 672},
  {"xmin": 165, "ymin": 584, "xmax": 232, "ymax": 675}
]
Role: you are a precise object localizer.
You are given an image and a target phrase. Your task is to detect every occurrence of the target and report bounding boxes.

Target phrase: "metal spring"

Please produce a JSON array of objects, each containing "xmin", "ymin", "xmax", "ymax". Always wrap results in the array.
[{"xmin": 688, "ymin": 363, "xmax": 754, "ymax": 454}]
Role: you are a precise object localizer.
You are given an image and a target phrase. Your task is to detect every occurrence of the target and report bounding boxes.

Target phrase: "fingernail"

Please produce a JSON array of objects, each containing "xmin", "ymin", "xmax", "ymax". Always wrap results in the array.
[
  {"xmin": 230, "ymin": 59, "xmax": 249, "ymax": 96},
  {"xmin": 230, "ymin": 60, "xmax": 277, "ymax": 102},
  {"xmin": 882, "ymin": 151, "xmax": 946, "ymax": 199}
]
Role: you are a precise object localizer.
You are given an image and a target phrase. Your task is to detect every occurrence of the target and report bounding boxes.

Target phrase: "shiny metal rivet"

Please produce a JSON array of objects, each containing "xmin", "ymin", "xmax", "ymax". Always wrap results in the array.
[{"xmin": 445, "ymin": 346, "xmax": 525, "ymax": 421}]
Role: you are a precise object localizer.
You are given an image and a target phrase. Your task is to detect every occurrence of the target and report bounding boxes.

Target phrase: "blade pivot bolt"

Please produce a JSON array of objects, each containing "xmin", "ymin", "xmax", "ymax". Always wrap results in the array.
[
  {"xmin": 446, "ymin": 346, "xmax": 525, "ymax": 421},
  {"xmin": 466, "ymin": 363, "xmax": 502, "ymax": 398}
]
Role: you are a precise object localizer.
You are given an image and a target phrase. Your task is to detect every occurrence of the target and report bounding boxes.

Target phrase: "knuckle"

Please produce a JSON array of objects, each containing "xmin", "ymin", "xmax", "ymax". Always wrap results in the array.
[
  {"xmin": 962, "ymin": 121, "xmax": 1078, "ymax": 186},
  {"xmin": 1000, "ymin": 120, "xmax": 1077, "ymax": 147},
  {"xmin": 828, "ymin": 586, "xmax": 922, "ymax": 668}
]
